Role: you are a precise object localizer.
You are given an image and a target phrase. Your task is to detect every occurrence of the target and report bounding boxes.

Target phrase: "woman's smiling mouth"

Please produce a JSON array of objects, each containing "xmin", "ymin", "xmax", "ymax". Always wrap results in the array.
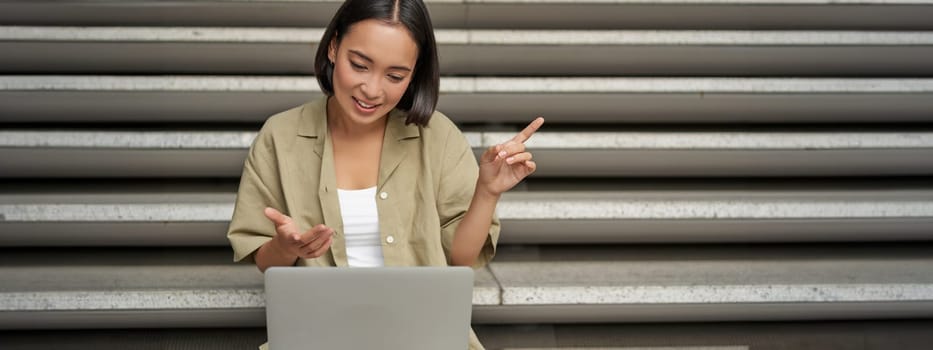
[{"xmin": 353, "ymin": 97, "xmax": 380, "ymax": 111}]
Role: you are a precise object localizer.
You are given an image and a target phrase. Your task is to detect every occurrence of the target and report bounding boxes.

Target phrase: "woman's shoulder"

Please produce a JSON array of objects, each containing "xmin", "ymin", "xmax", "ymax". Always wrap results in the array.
[
  {"xmin": 415, "ymin": 109, "xmax": 473, "ymax": 160},
  {"xmin": 260, "ymin": 104, "xmax": 308, "ymax": 134},
  {"xmin": 421, "ymin": 109, "xmax": 462, "ymax": 140},
  {"xmin": 258, "ymin": 98, "xmax": 326, "ymax": 137},
  {"xmin": 425, "ymin": 109, "xmax": 455, "ymax": 128},
  {"xmin": 249, "ymin": 100, "xmax": 324, "ymax": 156}
]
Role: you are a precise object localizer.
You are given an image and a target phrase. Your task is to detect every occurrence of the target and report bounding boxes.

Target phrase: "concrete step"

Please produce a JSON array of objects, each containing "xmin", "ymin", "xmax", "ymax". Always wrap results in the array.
[
  {"xmin": 2, "ymin": 0, "xmax": 933, "ymax": 29},
  {"xmin": 502, "ymin": 348, "xmax": 746, "ymax": 350},
  {"xmin": 2, "ymin": 245, "xmax": 931, "ymax": 328},
  {"xmin": 0, "ymin": 261, "xmax": 499, "ymax": 329},
  {"xmin": 5, "ymin": 27, "xmax": 933, "ymax": 76},
  {"xmin": 476, "ymin": 248, "xmax": 933, "ymax": 323},
  {"xmin": 2, "ymin": 129, "xmax": 932, "ymax": 178},
  {"xmin": 0, "ymin": 328, "xmax": 267, "ymax": 350},
  {"xmin": 475, "ymin": 320, "xmax": 933, "ymax": 350},
  {"xmin": 2, "ymin": 187, "xmax": 932, "ymax": 246},
  {"xmin": 5, "ymin": 321, "xmax": 933, "ymax": 350},
  {"xmin": 4, "ymin": 76, "xmax": 933, "ymax": 123}
]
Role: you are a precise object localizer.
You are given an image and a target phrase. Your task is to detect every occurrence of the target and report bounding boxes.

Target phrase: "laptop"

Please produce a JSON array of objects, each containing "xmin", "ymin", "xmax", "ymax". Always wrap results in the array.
[{"xmin": 264, "ymin": 266, "xmax": 474, "ymax": 350}]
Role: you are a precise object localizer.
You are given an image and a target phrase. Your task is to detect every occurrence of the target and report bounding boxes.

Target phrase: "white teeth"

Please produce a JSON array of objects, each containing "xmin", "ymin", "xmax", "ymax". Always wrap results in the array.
[{"xmin": 356, "ymin": 98, "xmax": 376, "ymax": 109}]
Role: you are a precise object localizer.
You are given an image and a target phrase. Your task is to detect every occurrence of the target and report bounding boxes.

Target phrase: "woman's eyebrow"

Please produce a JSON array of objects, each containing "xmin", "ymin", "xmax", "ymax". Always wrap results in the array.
[{"xmin": 349, "ymin": 49, "xmax": 412, "ymax": 72}]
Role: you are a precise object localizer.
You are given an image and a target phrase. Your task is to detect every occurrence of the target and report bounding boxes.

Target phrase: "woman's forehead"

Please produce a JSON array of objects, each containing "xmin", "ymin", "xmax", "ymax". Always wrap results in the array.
[{"xmin": 341, "ymin": 19, "xmax": 418, "ymax": 68}]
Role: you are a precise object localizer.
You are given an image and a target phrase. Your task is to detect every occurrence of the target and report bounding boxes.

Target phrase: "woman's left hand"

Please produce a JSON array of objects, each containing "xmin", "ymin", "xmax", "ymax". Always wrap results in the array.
[{"xmin": 477, "ymin": 117, "xmax": 545, "ymax": 196}]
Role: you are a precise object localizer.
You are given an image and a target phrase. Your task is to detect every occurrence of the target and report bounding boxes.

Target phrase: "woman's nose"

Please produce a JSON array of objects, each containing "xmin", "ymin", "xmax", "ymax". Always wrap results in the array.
[{"xmin": 360, "ymin": 75, "xmax": 381, "ymax": 100}]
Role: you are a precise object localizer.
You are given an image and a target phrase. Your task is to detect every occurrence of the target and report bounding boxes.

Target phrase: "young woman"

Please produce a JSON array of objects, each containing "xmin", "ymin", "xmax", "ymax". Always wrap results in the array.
[{"xmin": 227, "ymin": 1, "xmax": 543, "ymax": 348}]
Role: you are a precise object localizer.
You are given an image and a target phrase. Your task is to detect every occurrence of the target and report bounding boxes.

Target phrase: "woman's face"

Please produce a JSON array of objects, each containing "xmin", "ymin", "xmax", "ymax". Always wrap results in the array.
[{"xmin": 328, "ymin": 19, "xmax": 419, "ymax": 127}]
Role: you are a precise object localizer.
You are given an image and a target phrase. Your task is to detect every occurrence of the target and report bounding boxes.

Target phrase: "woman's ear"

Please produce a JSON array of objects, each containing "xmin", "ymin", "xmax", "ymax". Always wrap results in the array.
[{"xmin": 328, "ymin": 37, "xmax": 338, "ymax": 64}]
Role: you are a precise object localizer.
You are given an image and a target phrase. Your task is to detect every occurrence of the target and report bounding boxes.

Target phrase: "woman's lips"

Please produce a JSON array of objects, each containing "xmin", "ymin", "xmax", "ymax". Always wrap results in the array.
[{"xmin": 353, "ymin": 97, "xmax": 381, "ymax": 113}]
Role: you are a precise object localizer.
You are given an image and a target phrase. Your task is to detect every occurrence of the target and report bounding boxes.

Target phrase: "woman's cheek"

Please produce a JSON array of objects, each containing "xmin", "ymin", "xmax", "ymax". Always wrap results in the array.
[
  {"xmin": 387, "ymin": 82, "xmax": 411, "ymax": 105},
  {"xmin": 333, "ymin": 65, "xmax": 356, "ymax": 91}
]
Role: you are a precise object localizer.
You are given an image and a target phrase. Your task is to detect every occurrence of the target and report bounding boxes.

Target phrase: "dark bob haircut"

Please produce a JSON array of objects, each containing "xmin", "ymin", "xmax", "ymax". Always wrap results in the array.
[{"xmin": 314, "ymin": 0, "xmax": 440, "ymax": 126}]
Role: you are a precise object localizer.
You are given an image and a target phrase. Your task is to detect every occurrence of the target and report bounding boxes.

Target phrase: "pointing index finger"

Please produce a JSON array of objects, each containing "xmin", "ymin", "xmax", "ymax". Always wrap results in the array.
[{"xmin": 512, "ymin": 117, "xmax": 544, "ymax": 144}]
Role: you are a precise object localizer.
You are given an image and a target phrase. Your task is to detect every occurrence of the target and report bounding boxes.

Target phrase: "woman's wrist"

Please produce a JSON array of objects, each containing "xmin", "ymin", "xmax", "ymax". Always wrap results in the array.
[
  {"xmin": 256, "ymin": 238, "xmax": 298, "ymax": 272},
  {"xmin": 474, "ymin": 182, "xmax": 502, "ymax": 202},
  {"xmin": 269, "ymin": 239, "xmax": 298, "ymax": 260},
  {"xmin": 266, "ymin": 237, "xmax": 298, "ymax": 261}
]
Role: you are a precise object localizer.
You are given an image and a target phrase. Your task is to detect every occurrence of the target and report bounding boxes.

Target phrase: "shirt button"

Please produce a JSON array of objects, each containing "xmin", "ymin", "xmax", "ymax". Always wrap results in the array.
[
  {"xmin": 379, "ymin": 191, "xmax": 388, "ymax": 200},
  {"xmin": 386, "ymin": 235, "xmax": 395, "ymax": 244}
]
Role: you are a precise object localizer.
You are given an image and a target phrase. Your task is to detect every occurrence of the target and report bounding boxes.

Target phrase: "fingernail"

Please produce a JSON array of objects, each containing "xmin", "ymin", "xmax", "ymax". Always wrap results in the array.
[
  {"xmin": 498, "ymin": 151, "xmax": 507, "ymax": 157},
  {"xmin": 506, "ymin": 157, "xmax": 514, "ymax": 164}
]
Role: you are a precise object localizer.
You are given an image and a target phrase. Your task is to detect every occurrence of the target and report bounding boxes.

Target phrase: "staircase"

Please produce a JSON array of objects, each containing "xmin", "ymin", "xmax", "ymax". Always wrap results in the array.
[{"xmin": 2, "ymin": 0, "xmax": 933, "ymax": 349}]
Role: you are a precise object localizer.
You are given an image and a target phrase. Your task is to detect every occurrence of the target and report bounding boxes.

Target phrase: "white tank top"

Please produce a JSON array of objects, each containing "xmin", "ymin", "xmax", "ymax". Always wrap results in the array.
[{"xmin": 336, "ymin": 186, "xmax": 385, "ymax": 267}]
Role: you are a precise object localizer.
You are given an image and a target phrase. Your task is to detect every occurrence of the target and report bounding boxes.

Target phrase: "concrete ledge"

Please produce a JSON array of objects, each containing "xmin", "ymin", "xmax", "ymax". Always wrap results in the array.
[
  {"xmin": 7, "ymin": 76, "xmax": 933, "ymax": 93},
  {"xmin": 490, "ymin": 259, "xmax": 933, "ymax": 304},
  {"xmin": 501, "ymin": 348, "xmax": 748, "ymax": 350},
  {"xmin": 0, "ymin": 264, "xmax": 498, "ymax": 308},
  {"xmin": 2, "ymin": 290, "xmax": 262, "ymax": 311},
  {"xmin": 5, "ymin": 76, "xmax": 933, "ymax": 123},
  {"xmin": 499, "ymin": 191, "xmax": 933, "ymax": 220},
  {"xmin": 3, "ymin": 257, "xmax": 932, "ymax": 328},
  {"xmin": 2, "ymin": 189, "xmax": 932, "ymax": 246},
  {"xmin": 503, "ymin": 218, "xmax": 933, "ymax": 244},
  {"xmin": 474, "ymin": 266, "xmax": 502, "ymax": 306},
  {"xmin": 478, "ymin": 321, "xmax": 933, "ymax": 349},
  {"xmin": 0, "ymin": 309, "xmax": 266, "ymax": 330},
  {"xmin": 3, "ymin": 130, "xmax": 933, "ymax": 177},
  {"xmin": 0, "ymin": 265, "xmax": 261, "ymax": 293},
  {"xmin": 472, "ymin": 302, "xmax": 933, "ymax": 323},
  {"xmin": 4, "ymin": 191, "xmax": 932, "ymax": 221},
  {"xmin": 5, "ymin": 130, "xmax": 933, "ymax": 149},
  {"xmin": 0, "ymin": 131, "xmax": 258, "ymax": 149},
  {"xmin": 2, "ymin": 1, "xmax": 933, "ymax": 29},
  {"xmin": 3, "ymin": 27, "xmax": 933, "ymax": 75},
  {"xmin": 7, "ymin": 27, "xmax": 933, "ymax": 45},
  {"xmin": 10, "ymin": 294, "xmax": 933, "ymax": 328},
  {"xmin": 501, "ymin": 284, "xmax": 933, "ymax": 305},
  {"xmin": 5, "ymin": 218, "xmax": 933, "ymax": 246}
]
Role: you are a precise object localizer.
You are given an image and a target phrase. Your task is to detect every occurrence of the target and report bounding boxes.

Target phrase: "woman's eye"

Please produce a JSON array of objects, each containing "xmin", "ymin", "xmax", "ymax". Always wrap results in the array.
[
  {"xmin": 350, "ymin": 62, "xmax": 366, "ymax": 71},
  {"xmin": 388, "ymin": 75, "xmax": 404, "ymax": 82}
]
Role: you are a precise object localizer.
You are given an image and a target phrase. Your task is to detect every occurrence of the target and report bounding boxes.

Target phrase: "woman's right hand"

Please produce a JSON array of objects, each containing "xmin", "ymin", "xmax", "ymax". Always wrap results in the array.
[{"xmin": 263, "ymin": 207, "xmax": 334, "ymax": 260}]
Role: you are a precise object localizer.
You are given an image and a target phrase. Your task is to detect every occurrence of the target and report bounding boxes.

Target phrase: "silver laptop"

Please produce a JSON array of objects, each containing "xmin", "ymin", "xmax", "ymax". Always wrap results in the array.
[{"xmin": 264, "ymin": 266, "xmax": 474, "ymax": 350}]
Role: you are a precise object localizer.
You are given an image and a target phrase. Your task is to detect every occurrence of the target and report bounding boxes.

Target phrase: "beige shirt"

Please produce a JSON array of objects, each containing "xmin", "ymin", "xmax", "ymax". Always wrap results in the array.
[{"xmin": 227, "ymin": 97, "xmax": 500, "ymax": 349}]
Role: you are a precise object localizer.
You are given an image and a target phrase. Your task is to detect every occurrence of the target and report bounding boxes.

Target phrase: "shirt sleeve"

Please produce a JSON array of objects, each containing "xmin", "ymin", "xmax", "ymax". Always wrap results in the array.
[
  {"xmin": 227, "ymin": 122, "xmax": 286, "ymax": 263},
  {"xmin": 436, "ymin": 126, "xmax": 501, "ymax": 269}
]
